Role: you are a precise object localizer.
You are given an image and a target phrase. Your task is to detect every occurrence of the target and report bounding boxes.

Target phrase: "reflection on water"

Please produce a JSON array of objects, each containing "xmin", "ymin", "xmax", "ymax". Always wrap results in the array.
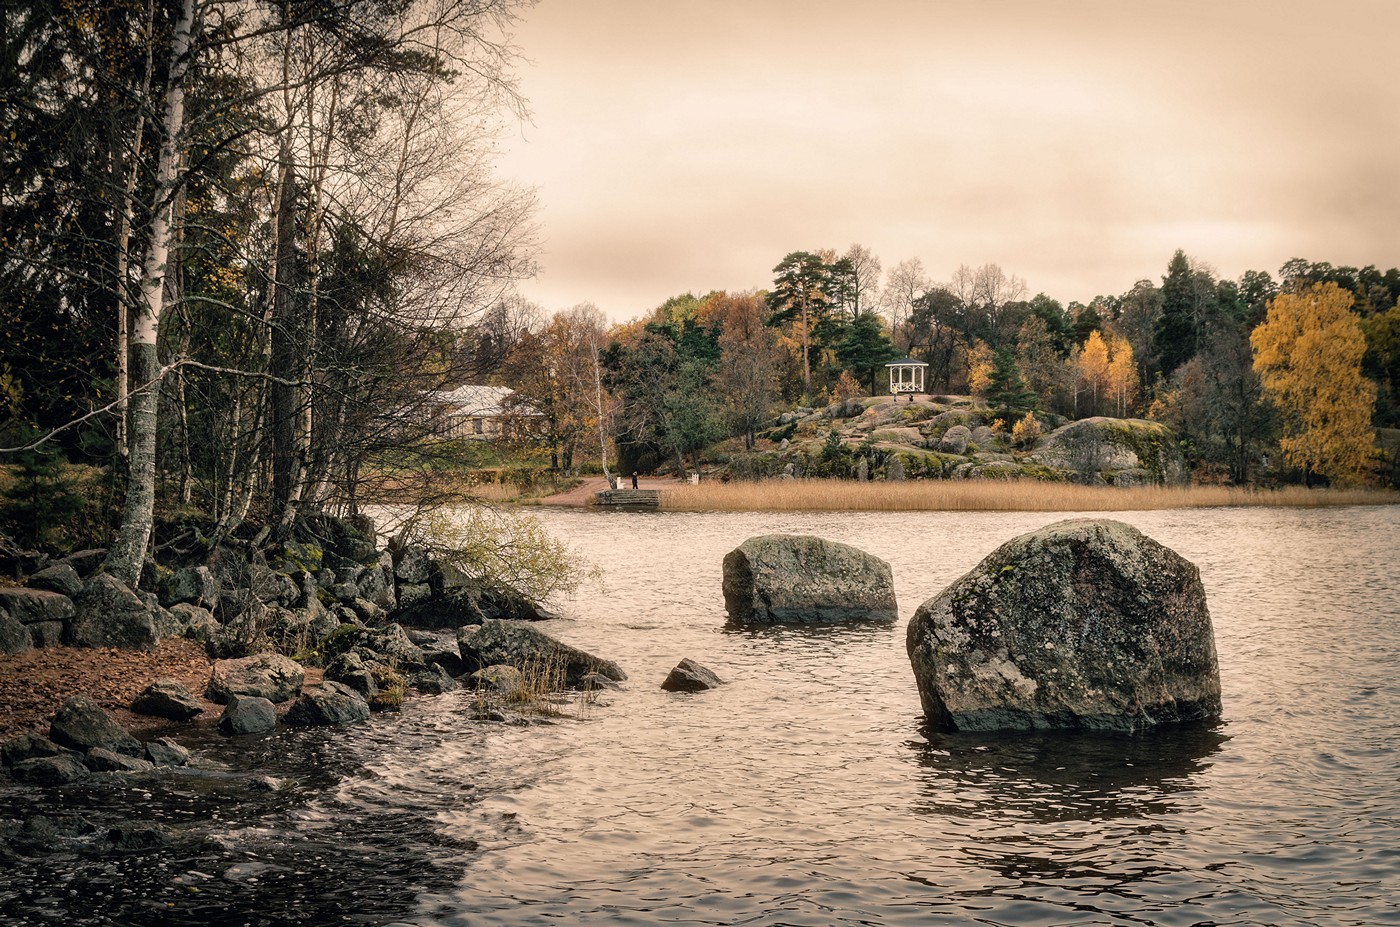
[
  {"xmin": 911, "ymin": 723, "xmax": 1228, "ymax": 823},
  {"xmin": 2, "ymin": 505, "xmax": 1397, "ymax": 927}
]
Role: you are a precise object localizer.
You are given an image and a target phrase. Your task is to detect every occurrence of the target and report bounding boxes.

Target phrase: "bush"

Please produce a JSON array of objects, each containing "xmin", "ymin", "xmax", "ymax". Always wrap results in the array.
[{"xmin": 408, "ymin": 507, "xmax": 597, "ymax": 607}]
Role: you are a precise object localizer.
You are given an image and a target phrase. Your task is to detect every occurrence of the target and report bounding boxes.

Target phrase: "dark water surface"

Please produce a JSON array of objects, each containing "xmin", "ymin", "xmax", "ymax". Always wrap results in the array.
[{"xmin": 3, "ymin": 506, "xmax": 1397, "ymax": 926}]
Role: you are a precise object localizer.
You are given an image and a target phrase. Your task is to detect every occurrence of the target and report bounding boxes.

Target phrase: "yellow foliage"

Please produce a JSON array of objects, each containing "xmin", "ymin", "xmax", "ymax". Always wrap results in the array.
[
  {"xmin": 1011, "ymin": 411, "xmax": 1042, "ymax": 446},
  {"xmin": 1251, "ymin": 283, "xmax": 1377, "ymax": 484},
  {"xmin": 833, "ymin": 371, "xmax": 862, "ymax": 401},
  {"xmin": 966, "ymin": 341, "xmax": 995, "ymax": 396}
]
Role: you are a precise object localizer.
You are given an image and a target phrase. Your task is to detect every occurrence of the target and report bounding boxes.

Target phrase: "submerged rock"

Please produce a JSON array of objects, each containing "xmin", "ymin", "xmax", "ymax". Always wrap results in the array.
[
  {"xmin": 10, "ymin": 753, "xmax": 90, "ymax": 785},
  {"xmin": 722, "ymin": 534, "xmax": 898, "ymax": 625},
  {"xmin": 906, "ymin": 518, "xmax": 1221, "ymax": 733},
  {"xmin": 84, "ymin": 747, "xmax": 155, "ymax": 774},
  {"xmin": 661, "ymin": 658, "xmax": 723, "ymax": 693},
  {"xmin": 144, "ymin": 737, "xmax": 190, "ymax": 767}
]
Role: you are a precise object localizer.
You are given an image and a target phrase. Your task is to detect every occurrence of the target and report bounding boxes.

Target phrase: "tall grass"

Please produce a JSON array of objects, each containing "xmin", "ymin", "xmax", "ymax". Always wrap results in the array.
[{"xmin": 661, "ymin": 479, "xmax": 1398, "ymax": 513}]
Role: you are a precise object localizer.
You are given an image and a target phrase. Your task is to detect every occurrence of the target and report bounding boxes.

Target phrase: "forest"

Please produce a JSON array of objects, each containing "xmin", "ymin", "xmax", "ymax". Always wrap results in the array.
[{"xmin": 2, "ymin": 1, "xmax": 1397, "ymax": 569}]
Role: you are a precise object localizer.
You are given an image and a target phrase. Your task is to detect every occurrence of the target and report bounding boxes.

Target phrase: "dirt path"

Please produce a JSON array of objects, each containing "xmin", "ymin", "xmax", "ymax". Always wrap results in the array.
[{"xmin": 535, "ymin": 476, "xmax": 683, "ymax": 506}]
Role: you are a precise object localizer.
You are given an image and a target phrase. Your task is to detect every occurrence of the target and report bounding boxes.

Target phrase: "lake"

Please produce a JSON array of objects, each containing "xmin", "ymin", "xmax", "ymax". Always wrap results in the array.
[{"xmin": 2, "ymin": 505, "xmax": 1397, "ymax": 927}]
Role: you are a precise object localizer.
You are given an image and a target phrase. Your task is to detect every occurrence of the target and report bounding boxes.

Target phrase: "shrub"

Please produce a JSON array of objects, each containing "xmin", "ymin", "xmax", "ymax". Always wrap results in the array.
[
  {"xmin": 408, "ymin": 507, "xmax": 596, "ymax": 607},
  {"xmin": 1012, "ymin": 412, "xmax": 1043, "ymax": 448}
]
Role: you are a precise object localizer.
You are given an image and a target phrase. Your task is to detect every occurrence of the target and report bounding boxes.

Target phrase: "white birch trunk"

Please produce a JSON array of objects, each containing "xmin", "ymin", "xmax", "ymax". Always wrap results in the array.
[{"xmin": 104, "ymin": 0, "xmax": 197, "ymax": 588}]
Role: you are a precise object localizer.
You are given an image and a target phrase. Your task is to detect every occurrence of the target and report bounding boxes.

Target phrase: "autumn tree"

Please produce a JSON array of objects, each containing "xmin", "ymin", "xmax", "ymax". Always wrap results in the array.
[
  {"xmin": 1251, "ymin": 283, "xmax": 1376, "ymax": 485},
  {"xmin": 1074, "ymin": 330, "xmax": 1111, "ymax": 417},
  {"xmin": 767, "ymin": 251, "xmax": 833, "ymax": 399},
  {"xmin": 711, "ymin": 293, "xmax": 779, "ymax": 450}
]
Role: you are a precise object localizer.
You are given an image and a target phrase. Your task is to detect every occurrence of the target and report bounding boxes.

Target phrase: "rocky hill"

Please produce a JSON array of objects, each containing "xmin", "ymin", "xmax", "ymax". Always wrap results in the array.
[{"xmin": 724, "ymin": 396, "xmax": 1186, "ymax": 486}]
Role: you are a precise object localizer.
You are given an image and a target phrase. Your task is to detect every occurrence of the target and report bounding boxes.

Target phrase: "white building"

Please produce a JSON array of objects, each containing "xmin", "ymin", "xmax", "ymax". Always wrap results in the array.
[{"xmin": 434, "ymin": 385, "xmax": 516, "ymax": 440}]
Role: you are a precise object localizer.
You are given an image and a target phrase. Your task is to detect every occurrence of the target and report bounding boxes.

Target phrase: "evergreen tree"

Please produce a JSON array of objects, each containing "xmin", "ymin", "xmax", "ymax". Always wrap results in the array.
[
  {"xmin": 984, "ymin": 349, "xmax": 1037, "ymax": 421},
  {"xmin": 835, "ymin": 312, "xmax": 899, "ymax": 395}
]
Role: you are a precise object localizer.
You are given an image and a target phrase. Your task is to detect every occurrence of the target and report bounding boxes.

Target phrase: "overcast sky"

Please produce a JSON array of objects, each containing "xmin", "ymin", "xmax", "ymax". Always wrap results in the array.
[{"xmin": 495, "ymin": 0, "xmax": 1400, "ymax": 322}]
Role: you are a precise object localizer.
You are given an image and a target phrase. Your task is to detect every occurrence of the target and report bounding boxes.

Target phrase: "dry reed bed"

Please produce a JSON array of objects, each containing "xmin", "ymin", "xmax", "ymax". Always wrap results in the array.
[{"xmin": 660, "ymin": 479, "xmax": 1397, "ymax": 513}]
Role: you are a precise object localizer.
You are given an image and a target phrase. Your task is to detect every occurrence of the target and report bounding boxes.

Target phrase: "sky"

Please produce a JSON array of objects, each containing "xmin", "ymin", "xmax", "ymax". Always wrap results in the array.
[{"xmin": 495, "ymin": 0, "xmax": 1400, "ymax": 323}]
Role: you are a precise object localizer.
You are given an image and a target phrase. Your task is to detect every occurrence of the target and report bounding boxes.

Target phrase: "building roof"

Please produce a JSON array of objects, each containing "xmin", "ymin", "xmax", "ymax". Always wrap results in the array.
[
  {"xmin": 885, "ymin": 357, "xmax": 929, "ymax": 367},
  {"xmin": 435, "ymin": 384, "xmax": 515, "ymax": 418}
]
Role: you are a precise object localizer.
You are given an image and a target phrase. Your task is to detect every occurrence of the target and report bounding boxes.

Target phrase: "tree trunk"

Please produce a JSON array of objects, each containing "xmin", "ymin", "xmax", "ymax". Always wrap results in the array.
[
  {"xmin": 104, "ymin": 0, "xmax": 196, "ymax": 588},
  {"xmin": 111, "ymin": 0, "xmax": 155, "ymax": 463},
  {"xmin": 269, "ymin": 155, "xmax": 303, "ymax": 529}
]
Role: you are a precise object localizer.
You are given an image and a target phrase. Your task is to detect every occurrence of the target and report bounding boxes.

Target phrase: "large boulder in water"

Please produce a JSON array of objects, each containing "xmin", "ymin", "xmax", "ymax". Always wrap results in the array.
[
  {"xmin": 906, "ymin": 519, "xmax": 1221, "ymax": 733},
  {"xmin": 458, "ymin": 620, "xmax": 626, "ymax": 686},
  {"xmin": 722, "ymin": 534, "xmax": 897, "ymax": 625}
]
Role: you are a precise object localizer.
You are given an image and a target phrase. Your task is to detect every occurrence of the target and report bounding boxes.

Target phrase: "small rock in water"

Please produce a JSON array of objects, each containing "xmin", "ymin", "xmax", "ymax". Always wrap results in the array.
[
  {"xmin": 661, "ymin": 658, "xmax": 724, "ymax": 693},
  {"xmin": 145, "ymin": 737, "xmax": 191, "ymax": 767},
  {"xmin": 84, "ymin": 747, "xmax": 155, "ymax": 774},
  {"xmin": 49, "ymin": 696, "xmax": 144, "ymax": 757},
  {"xmin": 217, "ymin": 695, "xmax": 276, "ymax": 736}
]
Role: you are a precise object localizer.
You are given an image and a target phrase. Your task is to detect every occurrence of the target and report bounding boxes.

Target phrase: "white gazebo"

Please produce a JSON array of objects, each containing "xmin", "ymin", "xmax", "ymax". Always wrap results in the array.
[{"xmin": 885, "ymin": 357, "xmax": 928, "ymax": 400}]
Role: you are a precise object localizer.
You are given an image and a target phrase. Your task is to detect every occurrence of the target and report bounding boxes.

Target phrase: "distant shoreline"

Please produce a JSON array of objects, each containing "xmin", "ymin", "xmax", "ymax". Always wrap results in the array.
[{"xmin": 659, "ymin": 479, "xmax": 1398, "ymax": 513}]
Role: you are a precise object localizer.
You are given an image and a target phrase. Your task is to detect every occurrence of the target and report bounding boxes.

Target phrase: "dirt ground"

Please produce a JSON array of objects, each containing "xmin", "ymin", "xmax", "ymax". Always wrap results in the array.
[
  {"xmin": 0, "ymin": 640, "xmax": 219, "ymax": 738},
  {"xmin": 0, "ymin": 642, "xmax": 331, "ymax": 740}
]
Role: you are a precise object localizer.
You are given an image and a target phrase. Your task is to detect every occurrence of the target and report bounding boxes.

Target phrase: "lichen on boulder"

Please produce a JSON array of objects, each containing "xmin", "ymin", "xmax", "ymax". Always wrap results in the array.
[{"xmin": 906, "ymin": 518, "xmax": 1221, "ymax": 733}]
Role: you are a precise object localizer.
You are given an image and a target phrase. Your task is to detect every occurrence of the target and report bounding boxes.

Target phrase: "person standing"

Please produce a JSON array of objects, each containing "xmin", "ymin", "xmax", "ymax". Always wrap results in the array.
[{"xmin": 631, "ymin": 471, "xmax": 639, "ymax": 489}]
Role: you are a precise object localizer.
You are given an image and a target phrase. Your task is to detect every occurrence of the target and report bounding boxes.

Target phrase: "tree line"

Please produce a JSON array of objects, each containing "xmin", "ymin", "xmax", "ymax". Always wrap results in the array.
[{"xmin": 501, "ymin": 248, "xmax": 1398, "ymax": 488}]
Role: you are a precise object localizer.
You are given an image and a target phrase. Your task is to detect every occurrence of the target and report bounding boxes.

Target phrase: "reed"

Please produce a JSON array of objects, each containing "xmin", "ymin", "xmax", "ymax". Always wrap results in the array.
[{"xmin": 660, "ymin": 479, "xmax": 1398, "ymax": 513}]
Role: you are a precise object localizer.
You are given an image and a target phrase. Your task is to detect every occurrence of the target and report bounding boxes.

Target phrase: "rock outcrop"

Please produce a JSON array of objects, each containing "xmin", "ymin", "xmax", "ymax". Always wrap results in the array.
[
  {"xmin": 1032, "ymin": 418, "xmax": 1186, "ymax": 485},
  {"xmin": 722, "ymin": 534, "xmax": 898, "ymax": 625},
  {"xmin": 458, "ymin": 620, "xmax": 626, "ymax": 686},
  {"xmin": 68, "ymin": 574, "xmax": 157, "ymax": 650},
  {"xmin": 906, "ymin": 518, "xmax": 1221, "ymax": 732}
]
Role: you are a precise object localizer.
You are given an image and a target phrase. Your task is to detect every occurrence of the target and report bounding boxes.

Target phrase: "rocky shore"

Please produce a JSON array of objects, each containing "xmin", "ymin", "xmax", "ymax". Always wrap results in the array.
[{"xmin": 1, "ymin": 509, "xmax": 624, "ymax": 785}]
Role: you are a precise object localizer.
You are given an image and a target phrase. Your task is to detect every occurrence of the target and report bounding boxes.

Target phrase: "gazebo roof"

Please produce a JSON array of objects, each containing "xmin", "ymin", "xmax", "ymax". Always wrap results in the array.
[{"xmin": 885, "ymin": 357, "xmax": 928, "ymax": 367}]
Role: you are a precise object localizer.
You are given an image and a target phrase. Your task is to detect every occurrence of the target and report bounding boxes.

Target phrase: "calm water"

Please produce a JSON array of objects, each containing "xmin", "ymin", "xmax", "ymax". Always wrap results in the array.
[{"xmin": 2, "ymin": 506, "xmax": 1398, "ymax": 926}]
